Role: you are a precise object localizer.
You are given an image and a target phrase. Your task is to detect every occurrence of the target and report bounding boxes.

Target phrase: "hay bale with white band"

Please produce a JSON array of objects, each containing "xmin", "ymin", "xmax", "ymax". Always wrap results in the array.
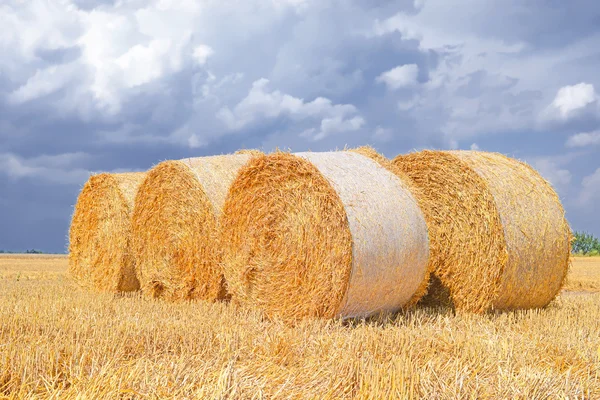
[
  {"xmin": 131, "ymin": 154, "xmax": 257, "ymax": 301},
  {"xmin": 220, "ymin": 151, "xmax": 430, "ymax": 321},
  {"xmin": 69, "ymin": 172, "xmax": 146, "ymax": 293},
  {"xmin": 393, "ymin": 150, "xmax": 571, "ymax": 312}
]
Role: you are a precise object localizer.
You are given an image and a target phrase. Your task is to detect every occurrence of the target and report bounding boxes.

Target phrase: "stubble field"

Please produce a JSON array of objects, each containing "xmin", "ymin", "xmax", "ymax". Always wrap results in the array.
[{"xmin": 0, "ymin": 254, "xmax": 599, "ymax": 399}]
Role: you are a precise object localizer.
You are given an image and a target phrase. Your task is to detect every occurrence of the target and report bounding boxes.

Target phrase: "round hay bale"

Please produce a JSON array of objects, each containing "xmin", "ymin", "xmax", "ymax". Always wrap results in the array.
[
  {"xmin": 221, "ymin": 151, "xmax": 430, "ymax": 321},
  {"xmin": 392, "ymin": 150, "xmax": 571, "ymax": 312},
  {"xmin": 131, "ymin": 154, "xmax": 257, "ymax": 301},
  {"xmin": 69, "ymin": 172, "xmax": 146, "ymax": 293}
]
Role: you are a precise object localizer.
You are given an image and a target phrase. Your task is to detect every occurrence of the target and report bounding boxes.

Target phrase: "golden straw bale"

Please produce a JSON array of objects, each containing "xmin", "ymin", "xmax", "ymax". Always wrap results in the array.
[
  {"xmin": 451, "ymin": 151, "xmax": 571, "ymax": 309},
  {"xmin": 221, "ymin": 151, "xmax": 430, "ymax": 321},
  {"xmin": 393, "ymin": 150, "xmax": 571, "ymax": 312},
  {"xmin": 69, "ymin": 172, "xmax": 146, "ymax": 292},
  {"xmin": 131, "ymin": 154, "xmax": 258, "ymax": 302}
]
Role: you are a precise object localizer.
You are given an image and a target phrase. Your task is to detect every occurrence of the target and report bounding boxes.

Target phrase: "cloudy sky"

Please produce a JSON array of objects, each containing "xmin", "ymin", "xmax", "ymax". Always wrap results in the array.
[{"xmin": 1, "ymin": 0, "xmax": 599, "ymax": 253}]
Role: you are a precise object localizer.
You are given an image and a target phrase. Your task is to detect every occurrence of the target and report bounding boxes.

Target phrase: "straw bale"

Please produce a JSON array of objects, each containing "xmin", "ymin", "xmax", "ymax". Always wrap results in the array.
[
  {"xmin": 69, "ymin": 172, "xmax": 146, "ymax": 292},
  {"xmin": 131, "ymin": 154, "xmax": 256, "ymax": 301},
  {"xmin": 221, "ymin": 151, "xmax": 429, "ymax": 321},
  {"xmin": 450, "ymin": 151, "xmax": 571, "ymax": 309},
  {"xmin": 393, "ymin": 150, "xmax": 571, "ymax": 312}
]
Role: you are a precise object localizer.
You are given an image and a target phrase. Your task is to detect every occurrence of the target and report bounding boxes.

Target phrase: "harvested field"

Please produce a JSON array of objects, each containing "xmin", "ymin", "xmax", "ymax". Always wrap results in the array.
[
  {"xmin": 0, "ymin": 254, "xmax": 599, "ymax": 398},
  {"xmin": 0, "ymin": 254, "xmax": 66, "ymax": 280},
  {"xmin": 565, "ymin": 257, "xmax": 600, "ymax": 292}
]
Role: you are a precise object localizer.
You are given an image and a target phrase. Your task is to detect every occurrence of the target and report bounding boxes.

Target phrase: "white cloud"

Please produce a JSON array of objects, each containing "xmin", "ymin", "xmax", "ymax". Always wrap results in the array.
[
  {"xmin": 311, "ymin": 116, "xmax": 365, "ymax": 141},
  {"xmin": 217, "ymin": 78, "xmax": 364, "ymax": 140},
  {"xmin": 192, "ymin": 45, "xmax": 214, "ymax": 65},
  {"xmin": 8, "ymin": 65, "xmax": 74, "ymax": 104},
  {"xmin": 470, "ymin": 143, "xmax": 480, "ymax": 150},
  {"xmin": 550, "ymin": 83, "xmax": 597, "ymax": 119},
  {"xmin": 115, "ymin": 39, "xmax": 175, "ymax": 87},
  {"xmin": 579, "ymin": 168, "xmax": 600, "ymax": 206},
  {"xmin": 77, "ymin": 8, "xmax": 196, "ymax": 113},
  {"xmin": 2, "ymin": 0, "xmax": 600, "ymax": 153},
  {"xmin": 0, "ymin": 1, "xmax": 242, "ymax": 116},
  {"xmin": 565, "ymin": 130, "xmax": 600, "ymax": 148},
  {"xmin": 376, "ymin": 64, "xmax": 419, "ymax": 90}
]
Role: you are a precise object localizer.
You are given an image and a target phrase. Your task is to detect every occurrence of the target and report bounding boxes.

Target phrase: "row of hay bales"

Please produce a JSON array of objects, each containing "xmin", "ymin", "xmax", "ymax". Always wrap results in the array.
[{"xmin": 69, "ymin": 148, "xmax": 571, "ymax": 321}]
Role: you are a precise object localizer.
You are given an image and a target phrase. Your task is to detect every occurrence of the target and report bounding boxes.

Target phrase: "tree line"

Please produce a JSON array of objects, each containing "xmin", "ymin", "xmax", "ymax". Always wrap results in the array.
[{"xmin": 572, "ymin": 232, "xmax": 600, "ymax": 256}]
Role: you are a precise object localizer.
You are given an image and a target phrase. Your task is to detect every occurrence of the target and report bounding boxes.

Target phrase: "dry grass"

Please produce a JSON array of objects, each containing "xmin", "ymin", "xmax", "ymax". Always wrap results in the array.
[
  {"xmin": 565, "ymin": 257, "xmax": 600, "ymax": 292},
  {"xmin": 0, "ymin": 254, "xmax": 599, "ymax": 398},
  {"xmin": 0, "ymin": 254, "xmax": 66, "ymax": 280}
]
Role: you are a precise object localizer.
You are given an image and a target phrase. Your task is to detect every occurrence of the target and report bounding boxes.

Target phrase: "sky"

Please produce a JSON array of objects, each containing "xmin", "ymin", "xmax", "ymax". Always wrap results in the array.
[{"xmin": 1, "ymin": 0, "xmax": 599, "ymax": 253}]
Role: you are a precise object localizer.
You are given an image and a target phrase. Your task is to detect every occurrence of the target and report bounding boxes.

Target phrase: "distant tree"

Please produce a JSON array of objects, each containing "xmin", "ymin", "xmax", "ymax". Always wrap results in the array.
[
  {"xmin": 25, "ymin": 249, "xmax": 44, "ymax": 254},
  {"xmin": 572, "ymin": 232, "xmax": 600, "ymax": 255}
]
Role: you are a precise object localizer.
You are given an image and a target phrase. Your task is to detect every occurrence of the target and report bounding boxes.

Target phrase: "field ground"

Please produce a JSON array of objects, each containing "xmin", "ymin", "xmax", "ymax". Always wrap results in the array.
[
  {"xmin": 565, "ymin": 257, "xmax": 600, "ymax": 292},
  {"xmin": 0, "ymin": 255, "xmax": 599, "ymax": 399}
]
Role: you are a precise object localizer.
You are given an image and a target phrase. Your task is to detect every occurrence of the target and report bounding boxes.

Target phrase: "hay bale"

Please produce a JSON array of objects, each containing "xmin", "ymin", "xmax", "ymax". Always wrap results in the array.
[
  {"xmin": 131, "ymin": 154, "xmax": 257, "ymax": 301},
  {"xmin": 221, "ymin": 151, "xmax": 430, "ymax": 321},
  {"xmin": 69, "ymin": 172, "xmax": 146, "ymax": 292},
  {"xmin": 392, "ymin": 150, "xmax": 571, "ymax": 312}
]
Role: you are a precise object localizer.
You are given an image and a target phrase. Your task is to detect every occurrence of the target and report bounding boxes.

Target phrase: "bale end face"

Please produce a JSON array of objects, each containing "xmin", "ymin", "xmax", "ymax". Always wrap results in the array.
[
  {"xmin": 392, "ymin": 151, "xmax": 507, "ymax": 313},
  {"xmin": 69, "ymin": 172, "xmax": 144, "ymax": 293},
  {"xmin": 131, "ymin": 154, "xmax": 256, "ymax": 302},
  {"xmin": 131, "ymin": 160, "xmax": 222, "ymax": 302},
  {"xmin": 220, "ymin": 152, "xmax": 353, "ymax": 320}
]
